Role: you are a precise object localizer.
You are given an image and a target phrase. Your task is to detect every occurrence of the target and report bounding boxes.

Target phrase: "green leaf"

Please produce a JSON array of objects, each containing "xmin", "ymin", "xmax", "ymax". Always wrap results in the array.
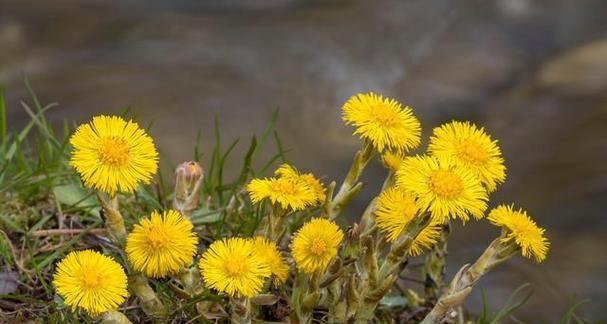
[
  {"xmin": 190, "ymin": 208, "xmax": 222, "ymax": 225},
  {"xmin": 379, "ymin": 295, "xmax": 407, "ymax": 308},
  {"xmin": 52, "ymin": 184, "xmax": 99, "ymax": 217}
]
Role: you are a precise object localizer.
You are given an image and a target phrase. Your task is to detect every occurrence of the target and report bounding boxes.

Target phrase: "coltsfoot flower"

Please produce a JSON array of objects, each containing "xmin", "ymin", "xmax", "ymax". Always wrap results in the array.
[
  {"xmin": 247, "ymin": 164, "xmax": 325, "ymax": 211},
  {"xmin": 396, "ymin": 155, "xmax": 488, "ymax": 222},
  {"xmin": 252, "ymin": 237, "xmax": 289, "ymax": 284},
  {"xmin": 381, "ymin": 151, "xmax": 407, "ymax": 172},
  {"xmin": 409, "ymin": 223, "xmax": 442, "ymax": 256},
  {"xmin": 488, "ymin": 204, "xmax": 549, "ymax": 263},
  {"xmin": 292, "ymin": 218, "xmax": 344, "ymax": 274},
  {"xmin": 374, "ymin": 187, "xmax": 421, "ymax": 242},
  {"xmin": 69, "ymin": 115, "xmax": 158, "ymax": 196},
  {"xmin": 429, "ymin": 121, "xmax": 506, "ymax": 192},
  {"xmin": 199, "ymin": 237, "xmax": 271, "ymax": 297},
  {"xmin": 342, "ymin": 92, "xmax": 421, "ymax": 153},
  {"xmin": 126, "ymin": 210, "xmax": 198, "ymax": 278},
  {"xmin": 53, "ymin": 250, "xmax": 128, "ymax": 315}
]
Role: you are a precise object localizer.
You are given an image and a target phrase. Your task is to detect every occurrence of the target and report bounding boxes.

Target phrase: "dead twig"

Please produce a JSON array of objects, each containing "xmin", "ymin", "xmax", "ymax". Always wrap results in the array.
[{"xmin": 29, "ymin": 228, "xmax": 107, "ymax": 237}]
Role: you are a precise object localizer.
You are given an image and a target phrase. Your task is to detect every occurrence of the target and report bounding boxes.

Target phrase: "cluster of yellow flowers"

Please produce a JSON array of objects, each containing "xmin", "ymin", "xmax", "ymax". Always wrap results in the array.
[
  {"xmin": 53, "ymin": 92, "xmax": 549, "ymax": 322},
  {"xmin": 247, "ymin": 164, "xmax": 325, "ymax": 211}
]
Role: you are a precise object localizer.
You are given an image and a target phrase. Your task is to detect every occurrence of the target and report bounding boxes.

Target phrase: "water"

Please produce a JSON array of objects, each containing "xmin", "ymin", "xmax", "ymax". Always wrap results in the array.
[{"xmin": 2, "ymin": 0, "xmax": 607, "ymax": 320}]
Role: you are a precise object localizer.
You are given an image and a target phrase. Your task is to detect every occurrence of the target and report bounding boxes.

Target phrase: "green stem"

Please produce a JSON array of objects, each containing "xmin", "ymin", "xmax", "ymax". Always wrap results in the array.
[
  {"xmin": 230, "ymin": 296, "xmax": 252, "ymax": 324},
  {"xmin": 422, "ymin": 221, "xmax": 450, "ymax": 299},
  {"xmin": 129, "ymin": 273, "xmax": 166, "ymax": 318},
  {"xmin": 420, "ymin": 237, "xmax": 519, "ymax": 324},
  {"xmin": 100, "ymin": 310, "xmax": 132, "ymax": 324},
  {"xmin": 326, "ymin": 141, "xmax": 375, "ymax": 219},
  {"xmin": 379, "ymin": 214, "xmax": 431, "ymax": 278},
  {"xmin": 96, "ymin": 192, "xmax": 126, "ymax": 247}
]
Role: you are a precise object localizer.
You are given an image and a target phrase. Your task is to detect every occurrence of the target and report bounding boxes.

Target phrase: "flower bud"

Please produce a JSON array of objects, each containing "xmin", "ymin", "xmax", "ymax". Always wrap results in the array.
[{"xmin": 174, "ymin": 161, "xmax": 204, "ymax": 218}]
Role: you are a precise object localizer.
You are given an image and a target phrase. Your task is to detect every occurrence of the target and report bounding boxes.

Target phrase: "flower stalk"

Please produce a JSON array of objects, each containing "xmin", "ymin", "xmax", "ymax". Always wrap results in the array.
[
  {"xmin": 100, "ymin": 310, "xmax": 133, "ymax": 324},
  {"xmin": 96, "ymin": 192, "xmax": 126, "ymax": 246},
  {"xmin": 178, "ymin": 264, "xmax": 203, "ymax": 297},
  {"xmin": 129, "ymin": 273, "xmax": 166, "ymax": 318},
  {"xmin": 230, "ymin": 296, "xmax": 252, "ymax": 324},
  {"xmin": 325, "ymin": 141, "xmax": 375, "ymax": 219},
  {"xmin": 421, "ymin": 234, "xmax": 519, "ymax": 324},
  {"xmin": 422, "ymin": 221, "xmax": 451, "ymax": 298}
]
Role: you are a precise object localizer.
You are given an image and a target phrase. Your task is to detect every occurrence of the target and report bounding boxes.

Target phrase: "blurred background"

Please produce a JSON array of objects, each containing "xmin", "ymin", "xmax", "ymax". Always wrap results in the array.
[{"xmin": 2, "ymin": 0, "xmax": 606, "ymax": 321}]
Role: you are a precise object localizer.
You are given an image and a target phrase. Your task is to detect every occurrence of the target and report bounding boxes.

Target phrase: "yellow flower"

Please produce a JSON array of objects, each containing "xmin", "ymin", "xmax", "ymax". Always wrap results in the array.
[
  {"xmin": 126, "ymin": 210, "xmax": 198, "ymax": 278},
  {"xmin": 70, "ymin": 115, "xmax": 158, "ymax": 196},
  {"xmin": 342, "ymin": 92, "xmax": 421, "ymax": 152},
  {"xmin": 374, "ymin": 187, "xmax": 420, "ymax": 242},
  {"xmin": 488, "ymin": 205, "xmax": 549, "ymax": 263},
  {"xmin": 300, "ymin": 174, "xmax": 326, "ymax": 204},
  {"xmin": 53, "ymin": 250, "xmax": 128, "ymax": 315},
  {"xmin": 396, "ymin": 155, "xmax": 488, "ymax": 222},
  {"xmin": 252, "ymin": 237, "xmax": 289, "ymax": 284},
  {"xmin": 292, "ymin": 218, "xmax": 344, "ymax": 274},
  {"xmin": 429, "ymin": 121, "xmax": 506, "ymax": 192},
  {"xmin": 199, "ymin": 237, "xmax": 271, "ymax": 297},
  {"xmin": 381, "ymin": 151, "xmax": 406, "ymax": 172},
  {"xmin": 409, "ymin": 223, "xmax": 442, "ymax": 256},
  {"xmin": 247, "ymin": 164, "xmax": 324, "ymax": 210}
]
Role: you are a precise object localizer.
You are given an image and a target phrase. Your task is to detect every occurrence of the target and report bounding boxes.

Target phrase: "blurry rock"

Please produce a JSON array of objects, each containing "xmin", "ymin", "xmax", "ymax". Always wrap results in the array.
[{"xmin": 536, "ymin": 40, "xmax": 607, "ymax": 96}]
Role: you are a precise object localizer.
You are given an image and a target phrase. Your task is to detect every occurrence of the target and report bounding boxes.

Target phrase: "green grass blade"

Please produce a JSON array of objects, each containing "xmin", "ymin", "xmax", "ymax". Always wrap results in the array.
[
  {"xmin": 0, "ymin": 87, "xmax": 6, "ymax": 146},
  {"xmin": 559, "ymin": 299, "xmax": 590, "ymax": 324}
]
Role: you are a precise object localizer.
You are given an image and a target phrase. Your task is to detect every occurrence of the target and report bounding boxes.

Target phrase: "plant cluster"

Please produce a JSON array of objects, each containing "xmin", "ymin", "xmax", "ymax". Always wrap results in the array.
[{"xmin": 1, "ymin": 87, "xmax": 563, "ymax": 323}]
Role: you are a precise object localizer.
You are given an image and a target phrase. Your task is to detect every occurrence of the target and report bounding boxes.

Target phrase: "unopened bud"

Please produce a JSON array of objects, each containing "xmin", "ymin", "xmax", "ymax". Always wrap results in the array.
[{"xmin": 174, "ymin": 161, "xmax": 204, "ymax": 218}]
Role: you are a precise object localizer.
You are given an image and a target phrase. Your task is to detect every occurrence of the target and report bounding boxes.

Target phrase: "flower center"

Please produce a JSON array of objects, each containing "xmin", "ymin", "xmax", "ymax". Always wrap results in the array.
[
  {"xmin": 273, "ymin": 178, "xmax": 299, "ymax": 195},
  {"xmin": 310, "ymin": 238, "xmax": 327, "ymax": 256},
  {"xmin": 457, "ymin": 140, "xmax": 488, "ymax": 164},
  {"xmin": 429, "ymin": 170, "xmax": 464, "ymax": 199},
  {"xmin": 372, "ymin": 104, "xmax": 400, "ymax": 127},
  {"xmin": 81, "ymin": 270, "xmax": 102, "ymax": 289},
  {"xmin": 225, "ymin": 258, "xmax": 246, "ymax": 276},
  {"xmin": 398, "ymin": 201, "xmax": 418, "ymax": 219},
  {"xmin": 99, "ymin": 138, "xmax": 130, "ymax": 166},
  {"xmin": 146, "ymin": 229, "xmax": 170, "ymax": 249}
]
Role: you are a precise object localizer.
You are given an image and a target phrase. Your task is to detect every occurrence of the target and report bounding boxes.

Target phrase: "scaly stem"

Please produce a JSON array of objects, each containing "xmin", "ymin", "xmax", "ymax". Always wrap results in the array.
[
  {"xmin": 129, "ymin": 273, "xmax": 166, "ymax": 318},
  {"xmin": 230, "ymin": 296, "xmax": 252, "ymax": 324},
  {"xmin": 422, "ymin": 221, "xmax": 451, "ymax": 299},
  {"xmin": 96, "ymin": 192, "xmax": 126, "ymax": 247},
  {"xmin": 379, "ymin": 214, "xmax": 431, "ymax": 278},
  {"xmin": 421, "ymin": 236, "xmax": 519, "ymax": 324},
  {"xmin": 358, "ymin": 170, "xmax": 394, "ymax": 232},
  {"xmin": 290, "ymin": 272, "xmax": 321, "ymax": 323},
  {"xmin": 100, "ymin": 310, "xmax": 132, "ymax": 324},
  {"xmin": 326, "ymin": 141, "xmax": 375, "ymax": 219},
  {"xmin": 177, "ymin": 263, "xmax": 203, "ymax": 297}
]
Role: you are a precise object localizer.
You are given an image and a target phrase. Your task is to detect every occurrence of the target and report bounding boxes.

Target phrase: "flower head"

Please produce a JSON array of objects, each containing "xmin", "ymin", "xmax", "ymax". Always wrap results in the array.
[
  {"xmin": 488, "ymin": 205, "xmax": 549, "ymax": 263},
  {"xmin": 252, "ymin": 237, "xmax": 289, "ymax": 284},
  {"xmin": 53, "ymin": 250, "xmax": 128, "ymax": 315},
  {"xmin": 199, "ymin": 237, "xmax": 271, "ymax": 297},
  {"xmin": 126, "ymin": 210, "xmax": 198, "ymax": 278},
  {"xmin": 381, "ymin": 151, "xmax": 406, "ymax": 172},
  {"xmin": 429, "ymin": 121, "xmax": 506, "ymax": 192},
  {"xmin": 70, "ymin": 115, "xmax": 158, "ymax": 196},
  {"xmin": 342, "ymin": 92, "xmax": 421, "ymax": 152},
  {"xmin": 247, "ymin": 164, "xmax": 325, "ymax": 210},
  {"xmin": 396, "ymin": 155, "xmax": 488, "ymax": 222},
  {"xmin": 409, "ymin": 223, "xmax": 442, "ymax": 256},
  {"xmin": 374, "ymin": 187, "xmax": 421, "ymax": 242},
  {"xmin": 292, "ymin": 218, "xmax": 344, "ymax": 274}
]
